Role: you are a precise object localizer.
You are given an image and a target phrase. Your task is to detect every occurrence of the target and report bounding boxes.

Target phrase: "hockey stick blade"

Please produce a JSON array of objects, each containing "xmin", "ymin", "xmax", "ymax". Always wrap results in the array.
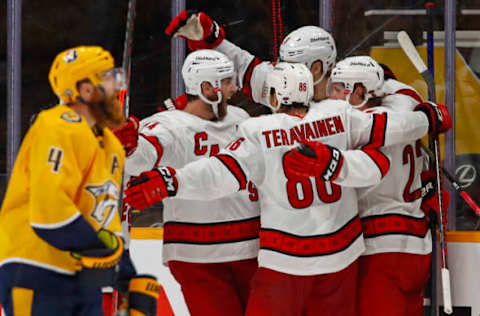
[
  {"xmin": 442, "ymin": 268, "xmax": 453, "ymax": 314},
  {"xmin": 397, "ymin": 31, "xmax": 437, "ymax": 102},
  {"xmin": 397, "ymin": 31, "xmax": 428, "ymax": 74}
]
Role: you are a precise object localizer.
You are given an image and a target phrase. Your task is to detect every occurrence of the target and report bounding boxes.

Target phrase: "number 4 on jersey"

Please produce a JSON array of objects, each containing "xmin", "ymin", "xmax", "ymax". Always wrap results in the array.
[{"xmin": 48, "ymin": 146, "xmax": 64, "ymax": 173}]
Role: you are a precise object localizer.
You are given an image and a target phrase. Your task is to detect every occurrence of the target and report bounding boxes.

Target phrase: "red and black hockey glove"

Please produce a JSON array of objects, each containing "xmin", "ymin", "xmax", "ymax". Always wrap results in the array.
[
  {"xmin": 284, "ymin": 139, "xmax": 344, "ymax": 181},
  {"xmin": 414, "ymin": 101, "xmax": 452, "ymax": 136},
  {"xmin": 125, "ymin": 167, "xmax": 178, "ymax": 211},
  {"xmin": 113, "ymin": 115, "xmax": 140, "ymax": 157},
  {"xmin": 165, "ymin": 10, "xmax": 225, "ymax": 51},
  {"xmin": 158, "ymin": 94, "xmax": 188, "ymax": 112},
  {"xmin": 421, "ymin": 170, "xmax": 451, "ymax": 225}
]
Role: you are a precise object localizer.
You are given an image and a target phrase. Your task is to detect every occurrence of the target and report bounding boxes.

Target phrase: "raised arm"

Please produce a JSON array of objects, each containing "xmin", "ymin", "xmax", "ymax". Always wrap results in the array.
[
  {"xmin": 124, "ymin": 122, "xmax": 264, "ymax": 210},
  {"xmin": 165, "ymin": 10, "xmax": 273, "ymax": 105}
]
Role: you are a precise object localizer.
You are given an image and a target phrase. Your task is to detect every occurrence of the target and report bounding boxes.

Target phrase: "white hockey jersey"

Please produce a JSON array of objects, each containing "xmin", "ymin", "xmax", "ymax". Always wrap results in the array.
[
  {"xmin": 358, "ymin": 80, "xmax": 431, "ymax": 256},
  {"xmin": 174, "ymin": 99, "xmax": 431, "ymax": 276},
  {"xmin": 216, "ymin": 40, "xmax": 273, "ymax": 106},
  {"xmin": 125, "ymin": 106, "xmax": 260, "ymax": 264}
]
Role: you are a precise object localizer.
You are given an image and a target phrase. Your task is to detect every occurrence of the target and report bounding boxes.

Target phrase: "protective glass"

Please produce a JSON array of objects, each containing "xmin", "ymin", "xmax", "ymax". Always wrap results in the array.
[{"xmin": 101, "ymin": 68, "xmax": 127, "ymax": 91}]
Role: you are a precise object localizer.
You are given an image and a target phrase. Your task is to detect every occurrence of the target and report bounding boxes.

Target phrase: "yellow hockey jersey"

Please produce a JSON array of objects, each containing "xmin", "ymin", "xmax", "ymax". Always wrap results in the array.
[{"xmin": 0, "ymin": 105, "xmax": 125, "ymax": 275}]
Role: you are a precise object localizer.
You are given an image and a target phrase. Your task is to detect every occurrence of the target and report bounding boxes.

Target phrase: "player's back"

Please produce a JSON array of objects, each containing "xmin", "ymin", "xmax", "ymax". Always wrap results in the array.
[
  {"xmin": 238, "ymin": 100, "xmax": 371, "ymax": 275},
  {"xmin": 358, "ymin": 92, "xmax": 431, "ymax": 256},
  {"xmin": 130, "ymin": 106, "xmax": 260, "ymax": 264}
]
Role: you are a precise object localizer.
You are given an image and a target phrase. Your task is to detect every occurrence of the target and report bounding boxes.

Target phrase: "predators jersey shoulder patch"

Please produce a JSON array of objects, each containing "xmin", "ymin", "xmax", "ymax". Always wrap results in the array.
[{"xmin": 61, "ymin": 111, "xmax": 82, "ymax": 123}]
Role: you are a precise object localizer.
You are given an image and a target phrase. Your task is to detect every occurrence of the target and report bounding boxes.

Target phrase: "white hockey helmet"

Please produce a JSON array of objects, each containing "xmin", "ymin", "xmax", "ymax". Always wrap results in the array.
[
  {"xmin": 182, "ymin": 49, "xmax": 236, "ymax": 117},
  {"xmin": 329, "ymin": 56, "xmax": 384, "ymax": 108},
  {"xmin": 279, "ymin": 26, "xmax": 336, "ymax": 85},
  {"xmin": 265, "ymin": 62, "xmax": 313, "ymax": 113}
]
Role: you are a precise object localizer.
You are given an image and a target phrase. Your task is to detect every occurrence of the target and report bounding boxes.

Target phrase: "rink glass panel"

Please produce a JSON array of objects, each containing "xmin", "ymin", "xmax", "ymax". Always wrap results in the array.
[{"xmin": 1, "ymin": 0, "xmax": 479, "ymax": 230}]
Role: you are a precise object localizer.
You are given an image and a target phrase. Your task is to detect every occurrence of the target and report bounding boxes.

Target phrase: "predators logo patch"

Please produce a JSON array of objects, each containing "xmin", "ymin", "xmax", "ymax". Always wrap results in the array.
[
  {"xmin": 61, "ymin": 111, "xmax": 82, "ymax": 123},
  {"xmin": 86, "ymin": 180, "xmax": 120, "ymax": 227}
]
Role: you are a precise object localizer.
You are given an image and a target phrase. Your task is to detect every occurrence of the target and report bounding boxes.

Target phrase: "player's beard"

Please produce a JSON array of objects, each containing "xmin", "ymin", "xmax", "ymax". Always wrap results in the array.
[
  {"xmin": 89, "ymin": 87, "xmax": 126, "ymax": 129},
  {"xmin": 205, "ymin": 92, "xmax": 227, "ymax": 120}
]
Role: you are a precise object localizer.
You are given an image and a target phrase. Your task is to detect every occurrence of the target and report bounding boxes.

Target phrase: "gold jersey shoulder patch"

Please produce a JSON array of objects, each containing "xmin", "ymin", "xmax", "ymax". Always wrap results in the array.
[{"xmin": 61, "ymin": 111, "xmax": 82, "ymax": 123}]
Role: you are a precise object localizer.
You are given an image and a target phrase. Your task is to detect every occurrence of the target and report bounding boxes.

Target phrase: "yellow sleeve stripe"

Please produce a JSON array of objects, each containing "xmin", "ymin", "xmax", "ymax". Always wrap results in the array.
[
  {"xmin": 12, "ymin": 287, "xmax": 34, "ymax": 316},
  {"xmin": 30, "ymin": 212, "xmax": 81, "ymax": 229}
]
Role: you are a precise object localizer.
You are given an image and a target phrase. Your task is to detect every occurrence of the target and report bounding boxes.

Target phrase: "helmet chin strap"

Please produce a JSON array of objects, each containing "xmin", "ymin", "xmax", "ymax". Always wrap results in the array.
[
  {"xmin": 346, "ymin": 92, "xmax": 368, "ymax": 109},
  {"xmin": 313, "ymin": 70, "xmax": 327, "ymax": 86},
  {"xmin": 198, "ymin": 89, "xmax": 222, "ymax": 119},
  {"xmin": 267, "ymin": 97, "xmax": 280, "ymax": 113}
]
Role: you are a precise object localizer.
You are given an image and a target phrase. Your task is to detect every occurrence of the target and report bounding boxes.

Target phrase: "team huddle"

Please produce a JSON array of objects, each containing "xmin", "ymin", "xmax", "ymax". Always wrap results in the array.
[{"xmin": 0, "ymin": 9, "xmax": 451, "ymax": 316}]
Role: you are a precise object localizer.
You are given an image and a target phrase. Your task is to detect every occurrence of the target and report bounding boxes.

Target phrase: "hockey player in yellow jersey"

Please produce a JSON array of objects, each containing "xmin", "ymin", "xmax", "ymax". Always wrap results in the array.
[{"xmin": 0, "ymin": 46, "xmax": 160, "ymax": 316}]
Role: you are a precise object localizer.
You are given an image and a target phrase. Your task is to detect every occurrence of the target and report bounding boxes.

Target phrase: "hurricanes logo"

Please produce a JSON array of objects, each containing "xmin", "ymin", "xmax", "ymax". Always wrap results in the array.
[{"xmin": 86, "ymin": 180, "xmax": 120, "ymax": 226}]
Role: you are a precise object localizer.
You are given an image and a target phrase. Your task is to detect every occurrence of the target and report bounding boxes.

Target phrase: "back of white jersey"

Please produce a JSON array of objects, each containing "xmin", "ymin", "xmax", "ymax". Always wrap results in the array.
[
  {"xmin": 254, "ymin": 115, "xmax": 363, "ymax": 275},
  {"xmin": 358, "ymin": 92, "xmax": 431, "ymax": 256},
  {"xmin": 126, "ymin": 106, "xmax": 260, "ymax": 263},
  {"xmin": 236, "ymin": 102, "xmax": 392, "ymax": 275},
  {"xmin": 179, "ymin": 100, "xmax": 385, "ymax": 275},
  {"xmin": 176, "ymin": 99, "xmax": 430, "ymax": 275}
]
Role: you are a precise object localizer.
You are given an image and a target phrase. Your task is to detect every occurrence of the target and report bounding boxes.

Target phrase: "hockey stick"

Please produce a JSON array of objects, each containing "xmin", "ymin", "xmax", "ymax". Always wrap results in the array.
[
  {"xmin": 423, "ymin": 4, "xmax": 438, "ymax": 314},
  {"xmin": 397, "ymin": 30, "xmax": 452, "ymax": 315},
  {"xmin": 119, "ymin": 0, "xmax": 137, "ymax": 243},
  {"xmin": 420, "ymin": 143, "xmax": 480, "ymax": 216},
  {"xmin": 120, "ymin": 0, "xmax": 137, "ymax": 118},
  {"xmin": 104, "ymin": 1, "xmax": 137, "ymax": 316}
]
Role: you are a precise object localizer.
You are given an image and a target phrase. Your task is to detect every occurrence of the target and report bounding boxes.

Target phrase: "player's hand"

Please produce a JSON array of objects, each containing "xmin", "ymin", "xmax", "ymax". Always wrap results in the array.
[
  {"xmin": 115, "ymin": 275, "xmax": 161, "ymax": 316},
  {"xmin": 158, "ymin": 94, "xmax": 188, "ymax": 112},
  {"xmin": 71, "ymin": 229, "xmax": 124, "ymax": 269},
  {"xmin": 125, "ymin": 167, "xmax": 178, "ymax": 210},
  {"xmin": 113, "ymin": 115, "xmax": 140, "ymax": 156},
  {"xmin": 165, "ymin": 10, "xmax": 225, "ymax": 50},
  {"xmin": 414, "ymin": 102, "xmax": 452, "ymax": 135},
  {"xmin": 421, "ymin": 170, "xmax": 450, "ymax": 225},
  {"xmin": 284, "ymin": 139, "xmax": 344, "ymax": 181}
]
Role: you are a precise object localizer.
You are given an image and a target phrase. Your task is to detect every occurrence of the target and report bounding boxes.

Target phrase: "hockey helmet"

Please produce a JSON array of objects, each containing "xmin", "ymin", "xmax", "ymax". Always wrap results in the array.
[
  {"xmin": 280, "ymin": 26, "xmax": 336, "ymax": 85},
  {"xmin": 329, "ymin": 56, "xmax": 384, "ymax": 108},
  {"xmin": 182, "ymin": 49, "xmax": 236, "ymax": 118},
  {"xmin": 48, "ymin": 46, "xmax": 121, "ymax": 104},
  {"xmin": 265, "ymin": 62, "xmax": 313, "ymax": 113}
]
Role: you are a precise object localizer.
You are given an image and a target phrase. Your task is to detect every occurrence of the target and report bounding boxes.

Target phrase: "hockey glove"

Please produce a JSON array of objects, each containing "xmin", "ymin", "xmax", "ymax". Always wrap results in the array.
[
  {"xmin": 421, "ymin": 170, "xmax": 450, "ymax": 225},
  {"xmin": 158, "ymin": 94, "xmax": 188, "ymax": 112},
  {"xmin": 115, "ymin": 275, "xmax": 161, "ymax": 316},
  {"xmin": 72, "ymin": 229, "xmax": 124, "ymax": 287},
  {"xmin": 165, "ymin": 10, "xmax": 225, "ymax": 50},
  {"xmin": 414, "ymin": 102, "xmax": 452, "ymax": 136},
  {"xmin": 113, "ymin": 115, "xmax": 140, "ymax": 156},
  {"xmin": 284, "ymin": 139, "xmax": 344, "ymax": 181},
  {"xmin": 71, "ymin": 229, "xmax": 124, "ymax": 269},
  {"xmin": 124, "ymin": 167, "xmax": 178, "ymax": 210}
]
